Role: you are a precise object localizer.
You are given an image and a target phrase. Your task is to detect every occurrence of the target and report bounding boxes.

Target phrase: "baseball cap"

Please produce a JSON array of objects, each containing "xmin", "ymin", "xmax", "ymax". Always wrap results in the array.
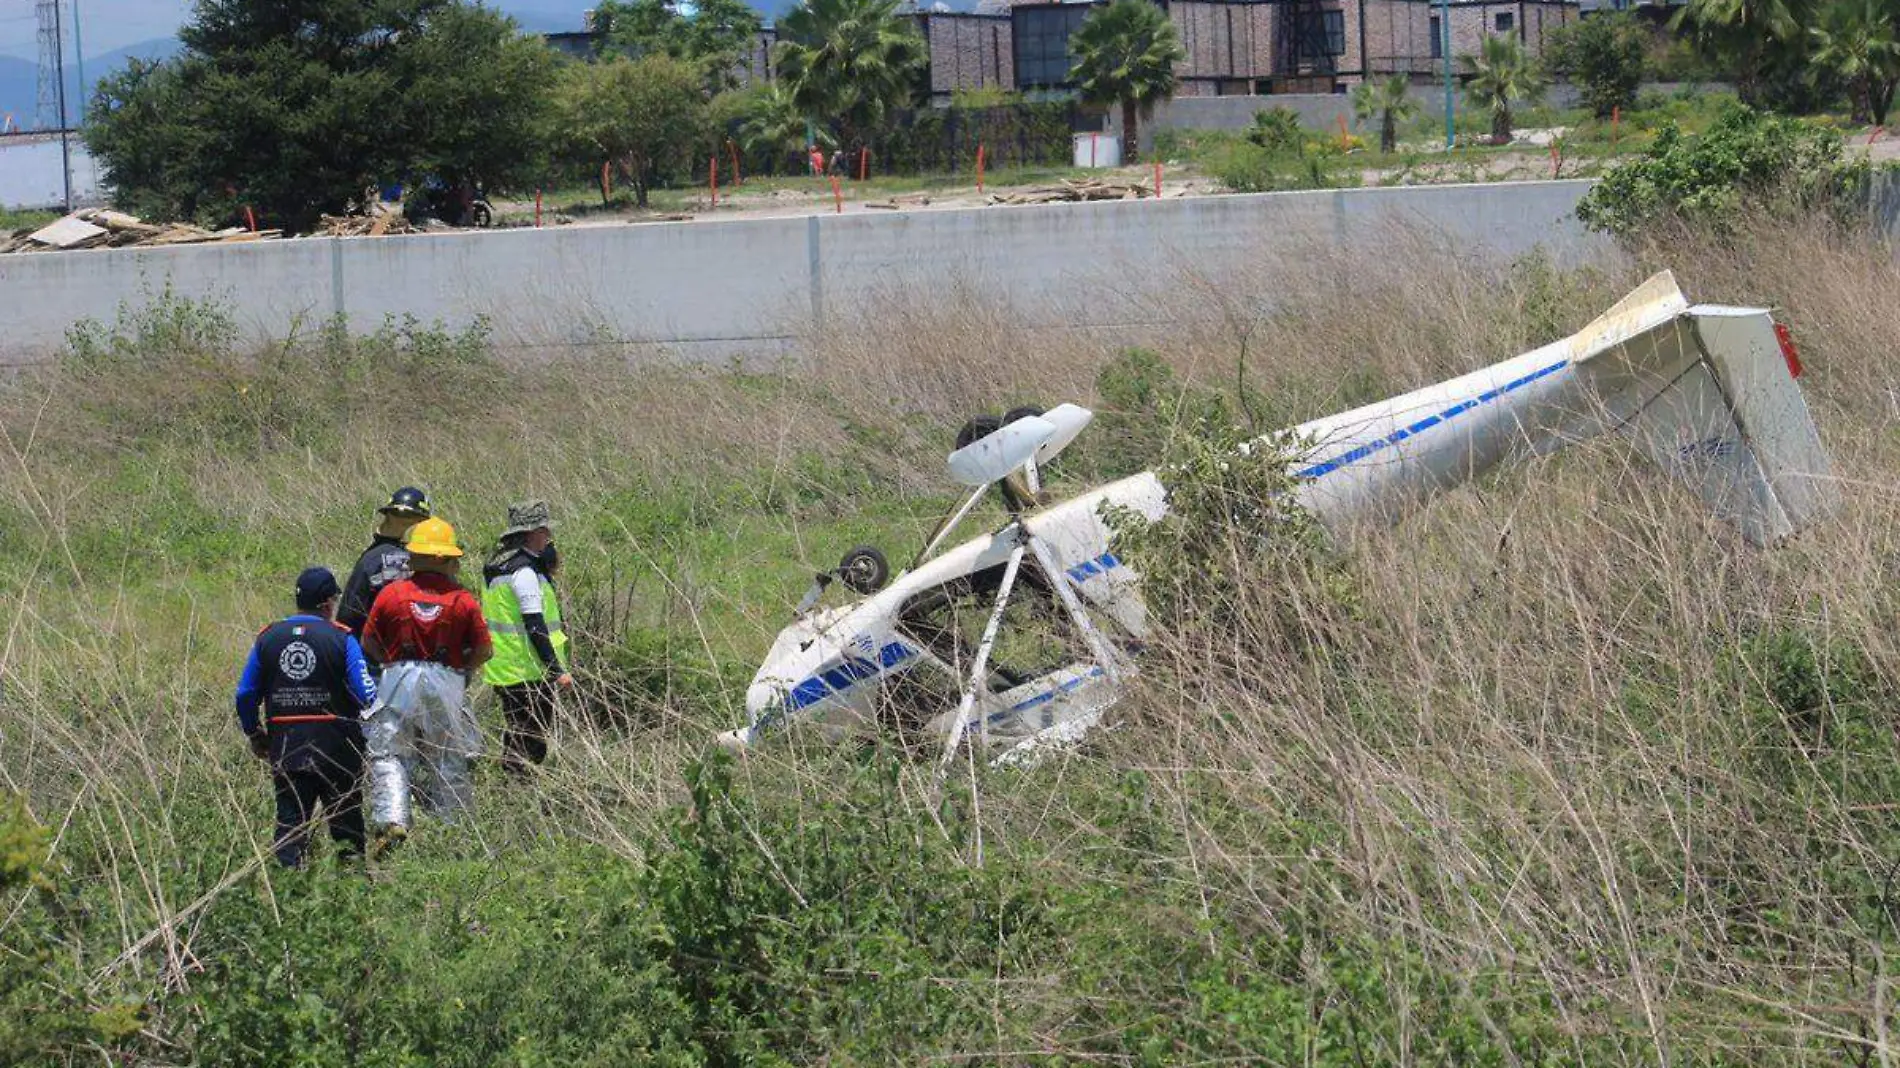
[{"xmin": 295, "ymin": 567, "xmax": 341, "ymax": 610}]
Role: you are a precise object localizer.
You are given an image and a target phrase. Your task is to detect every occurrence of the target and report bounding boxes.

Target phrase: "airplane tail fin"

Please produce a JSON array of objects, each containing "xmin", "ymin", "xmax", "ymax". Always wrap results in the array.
[{"xmin": 1575, "ymin": 284, "xmax": 1837, "ymax": 545}]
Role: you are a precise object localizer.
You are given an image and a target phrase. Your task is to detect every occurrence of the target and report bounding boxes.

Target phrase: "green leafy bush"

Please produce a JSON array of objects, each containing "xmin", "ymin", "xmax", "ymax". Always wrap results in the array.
[
  {"xmin": 1547, "ymin": 12, "xmax": 1649, "ymax": 118},
  {"xmin": 1577, "ymin": 105, "xmax": 1873, "ymax": 238},
  {"xmin": 1200, "ymin": 111, "xmax": 1359, "ymax": 193},
  {"xmin": 642, "ymin": 754, "xmax": 1057, "ymax": 1062},
  {"xmin": 1103, "ymin": 404, "xmax": 1349, "ymax": 641},
  {"xmin": 1204, "ymin": 140, "xmax": 1343, "ymax": 193},
  {"xmin": 0, "ymin": 795, "xmax": 143, "ymax": 1063},
  {"xmin": 57, "ymin": 290, "xmax": 497, "ymax": 452},
  {"xmin": 186, "ymin": 846, "xmax": 700, "ymax": 1066},
  {"xmin": 1245, "ymin": 106, "xmax": 1305, "ymax": 152}
]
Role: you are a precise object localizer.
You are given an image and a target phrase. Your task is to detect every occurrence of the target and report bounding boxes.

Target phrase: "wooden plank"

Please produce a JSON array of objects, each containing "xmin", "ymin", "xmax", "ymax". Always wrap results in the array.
[{"xmin": 28, "ymin": 215, "xmax": 108, "ymax": 248}]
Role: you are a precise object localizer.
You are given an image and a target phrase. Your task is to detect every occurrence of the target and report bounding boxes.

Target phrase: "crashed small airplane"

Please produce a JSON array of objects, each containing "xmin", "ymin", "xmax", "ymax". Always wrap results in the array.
[{"xmin": 718, "ymin": 272, "xmax": 1838, "ymax": 767}]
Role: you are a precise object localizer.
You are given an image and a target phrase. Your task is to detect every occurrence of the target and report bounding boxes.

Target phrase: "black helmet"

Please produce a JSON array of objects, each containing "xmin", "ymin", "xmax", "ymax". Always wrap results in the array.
[{"xmin": 378, "ymin": 486, "xmax": 431, "ymax": 518}]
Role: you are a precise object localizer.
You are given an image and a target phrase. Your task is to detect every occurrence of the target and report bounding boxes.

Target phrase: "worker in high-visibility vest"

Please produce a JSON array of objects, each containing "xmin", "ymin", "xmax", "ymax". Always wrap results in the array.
[{"xmin": 481, "ymin": 500, "xmax": 571, "ymax": 772}]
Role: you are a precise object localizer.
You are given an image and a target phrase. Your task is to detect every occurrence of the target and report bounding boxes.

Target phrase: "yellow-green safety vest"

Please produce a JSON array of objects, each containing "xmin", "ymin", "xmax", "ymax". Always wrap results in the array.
[{"xmin": 483, "ymin": 568, "xmax": 568, "ymax": 687}]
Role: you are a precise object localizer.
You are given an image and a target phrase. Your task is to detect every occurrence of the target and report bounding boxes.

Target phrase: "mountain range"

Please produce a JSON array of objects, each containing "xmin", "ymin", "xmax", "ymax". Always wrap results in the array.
[{"xmin": 0, "ymin": 37, "xmax": 179, "ymax": 132}]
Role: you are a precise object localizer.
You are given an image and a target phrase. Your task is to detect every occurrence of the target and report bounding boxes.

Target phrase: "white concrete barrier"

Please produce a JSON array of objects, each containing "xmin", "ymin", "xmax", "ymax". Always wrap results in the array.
[{"xmin": 0, "ymin": 180, "xmax": 1600, "ymax": 364}]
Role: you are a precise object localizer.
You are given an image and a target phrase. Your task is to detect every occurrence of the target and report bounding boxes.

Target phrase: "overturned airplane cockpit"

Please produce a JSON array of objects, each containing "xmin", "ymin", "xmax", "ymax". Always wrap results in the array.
[{"xmin": 718, "ymin": 272, "xmax": 1839, "ymax": 766}]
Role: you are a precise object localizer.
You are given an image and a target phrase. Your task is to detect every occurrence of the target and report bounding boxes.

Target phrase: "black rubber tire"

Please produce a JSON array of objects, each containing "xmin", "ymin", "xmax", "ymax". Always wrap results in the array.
[
  {"xmin": 1003, "ymin": 405, "xmax": 1045, "ymax": 426},
  {"xmin": 470, "ymin": 200, "xmax": 495, "ymax": 228},
  {"xmin": 955, "ymin": 414, "xmax": 1003, "ymax": 451},
  {"xmin": 837, "ymin": 545, "xmax": 890, "ymax": 595}
]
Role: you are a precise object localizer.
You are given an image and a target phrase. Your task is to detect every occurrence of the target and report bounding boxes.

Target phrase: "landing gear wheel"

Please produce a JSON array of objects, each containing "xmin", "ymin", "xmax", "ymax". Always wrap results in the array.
[
  {"xmin": 837, "ymin": 545, "xmax": 890, "ymax": 594},
  {"xmin": 955, "ymin": 414, "xmax": 1003, "ymax": 450},
  {"xmin": 470, "ymin": 200, "xmax": 495, "ymax": 228}
]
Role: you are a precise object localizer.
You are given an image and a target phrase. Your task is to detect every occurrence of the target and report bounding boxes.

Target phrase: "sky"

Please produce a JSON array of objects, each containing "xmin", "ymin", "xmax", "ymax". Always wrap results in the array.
[{"xmin": 0, "ymin": 0, "xmax": 600, "ymax": 61}]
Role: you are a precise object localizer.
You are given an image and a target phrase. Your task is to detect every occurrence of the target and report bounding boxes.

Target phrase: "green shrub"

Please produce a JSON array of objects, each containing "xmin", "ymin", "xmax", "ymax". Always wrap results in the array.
[
  {"xmin": 1107, "ymin": 412, "xmax": 1347, "ymax": 641},
  {"xmin": 1068, "ymin": 918, "xmax": 1581, "ymax": 1066},
  {"xmin": 642, "ymin": 754, "xmax": 1058, "ymax": 1062},
  {"xmin": 0, "ymin": 795, "xmax": 143, "ymax": 1063},
  {"xmin": 1246, "ymin": 106, "xmax": 1304, "ymax": 152},
  {"xmin": 1577, "ymin": 105, "xmax": 1873, "ymax": 238},
  {"xmin": 1547, "ymin": 12, "xmax": 1648, "ymax": 119},
  {"xmin": 1087, "ymin": 347, "xmax": 1180, "ymax": 478},
  {"xmin": 1205, "ymin": 141, "xmax": 1342, "ymax": 193},
  {"xmin": 186, "ymin": 846, "xmax": 700, "ymax": 1066},
  {"xmin": 57, "ymin": 289, "xmax": 498, "ymax": 453}
]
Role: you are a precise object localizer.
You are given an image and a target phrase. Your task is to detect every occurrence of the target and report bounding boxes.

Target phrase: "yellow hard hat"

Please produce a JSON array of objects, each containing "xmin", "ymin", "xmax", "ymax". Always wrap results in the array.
[{"xmin": 405, "ymin": 517, "xmax": 463, "ymax": 558}]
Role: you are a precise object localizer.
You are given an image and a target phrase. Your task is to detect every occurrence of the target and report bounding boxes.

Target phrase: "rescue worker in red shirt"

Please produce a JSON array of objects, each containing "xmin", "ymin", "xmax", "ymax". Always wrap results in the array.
[{"xmin": 360, "ymin": 518, "xmax": 491, "ymax": 848}]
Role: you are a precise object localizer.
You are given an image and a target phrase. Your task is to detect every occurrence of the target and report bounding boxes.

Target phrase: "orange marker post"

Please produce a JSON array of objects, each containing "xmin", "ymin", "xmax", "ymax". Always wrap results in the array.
[
  {"xmin": 244, "ymin": 205, "xmax": 257, "ymax": 232},
  {"xmin": 859, "ymin": 148, "xmax": 870, "ymax": 182},
  {"xmin": 1870, "ymin": 125, "xmax": 1886, "ymax": 146},
  {"xmin": 830, "ymin": 174, "xmax": 843, "ymax": 213},
  {"xmin": 1548, "ymin": 138, "xmax": 1561, "ymax": 178},
  {"xmin": 976, "ymin": 144, "xmax": 986, "ymax": 193},
  {"xmin": 1337, "ymin": 113, "xmax": 1349, "ymax": 149},
  {"xmin": 1153, "ymin": 160, "xmax": 1162, "ymax": 197},
  {"xmin": 602, "ymin": 161, "xmax": 612, "ymax": 201},
  {"xmin": 534, "ymin": 189, "xmax": 542, "ymax": 228},
  {"xmin": 711, "ymin": 156, "xmax": 720, "ymax": 207}
]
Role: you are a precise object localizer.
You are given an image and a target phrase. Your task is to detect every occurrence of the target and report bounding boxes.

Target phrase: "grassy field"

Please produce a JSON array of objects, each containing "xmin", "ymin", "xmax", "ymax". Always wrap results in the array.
[
  {"xmin": 0, "ymin": 206, "xmax": 59, "ymax": 232},
  {"xmin": 2, "ymin": 209, "xmax": 1898, "ymax": 1064},
  {"xmin": 1156, "ymin": 86, "xmax": 1752, "ymax": 191}
]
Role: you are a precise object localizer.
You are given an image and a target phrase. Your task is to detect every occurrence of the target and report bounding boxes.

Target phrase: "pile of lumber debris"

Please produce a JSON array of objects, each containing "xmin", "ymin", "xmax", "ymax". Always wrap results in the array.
[
  {"xmin": 987, "ymin": 179, "xmax": 1152, "ymax": 206},
  {"xmin": 865, "ymin": 193, "xmax": 933, "ymax": 211},
  {"xmin": 316, "ymin": 211, "xmax": 418, "ymax": 237},
  {"xmin": 1, "ymin": 208, "xmax": 281, "ymax": 254}
]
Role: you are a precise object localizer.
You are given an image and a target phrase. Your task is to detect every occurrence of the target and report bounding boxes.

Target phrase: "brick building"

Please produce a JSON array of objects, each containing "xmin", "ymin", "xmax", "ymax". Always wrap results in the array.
[
  {"xmin": 922, "ymin": 0, "xmax": 1577, "ymax": 99},
  {"xmin": 549, "ymin": 0, "xmax": 1578, "ymax": 102},
  {"xmin": 919, "ymin": 11, "xmax": 1015, "ymax": 96}
]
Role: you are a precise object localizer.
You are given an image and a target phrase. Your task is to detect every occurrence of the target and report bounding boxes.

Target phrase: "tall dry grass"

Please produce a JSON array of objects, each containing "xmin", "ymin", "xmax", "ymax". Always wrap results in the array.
[{"xmin": 0, "ymin": 212, "xmax": 1894, "ymax": 1061}]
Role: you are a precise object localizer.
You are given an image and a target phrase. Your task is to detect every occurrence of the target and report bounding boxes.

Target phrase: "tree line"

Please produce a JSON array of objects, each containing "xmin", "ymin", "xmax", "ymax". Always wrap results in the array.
[
  {"xmin": 1346, "ymin": 0, "xmax": 1898, "ymax": 158},
  {"xmin": 83, "ymin": 0, "xmax": 1191, "ymax": 232}
]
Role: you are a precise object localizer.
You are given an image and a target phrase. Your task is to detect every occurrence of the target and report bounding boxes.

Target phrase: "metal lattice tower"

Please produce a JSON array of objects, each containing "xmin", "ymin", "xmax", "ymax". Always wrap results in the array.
[{"xmin": 35, "ymin": 0, "xmax": 61, "ymax": 130}]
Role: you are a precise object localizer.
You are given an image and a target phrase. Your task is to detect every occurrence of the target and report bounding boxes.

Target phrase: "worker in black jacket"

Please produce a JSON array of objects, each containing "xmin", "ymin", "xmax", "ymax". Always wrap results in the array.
[
  {"xmin": 337, "ymin": 487, "xmax": 430, "ymax": 639},
  {"xmin": 235, "ymin": 568, "xmax": 379, "ymax": 868}
]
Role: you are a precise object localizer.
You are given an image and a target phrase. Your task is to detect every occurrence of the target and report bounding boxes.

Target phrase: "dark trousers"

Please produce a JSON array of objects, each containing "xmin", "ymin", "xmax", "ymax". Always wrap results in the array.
[
  {"xmin": 498, "ymin": 681, "xmax": 557, "ymax": 771},
  {"xmin": 270, "ymin": 726, "xmax": 365, "ymax": 867}
]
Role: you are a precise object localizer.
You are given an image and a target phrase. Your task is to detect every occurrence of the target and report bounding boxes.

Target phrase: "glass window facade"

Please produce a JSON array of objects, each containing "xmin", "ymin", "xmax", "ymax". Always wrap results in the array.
[{"xmin": 1013, "ymin": 5, "xmax": 1095, "ymax": 88}]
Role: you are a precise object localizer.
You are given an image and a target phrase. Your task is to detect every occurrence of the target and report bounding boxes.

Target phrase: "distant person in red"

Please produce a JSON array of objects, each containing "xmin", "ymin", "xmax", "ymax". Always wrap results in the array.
[
  {"xmin": 359, "ymin": 518, "xmax": 491, "ymax": 852},
  {"xmin": 808, "ymin": 144, "xmax": 825, "ymax": 176}
]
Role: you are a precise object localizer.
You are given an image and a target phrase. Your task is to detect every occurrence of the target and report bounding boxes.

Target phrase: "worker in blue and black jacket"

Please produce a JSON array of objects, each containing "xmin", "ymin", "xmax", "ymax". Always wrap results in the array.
[{"xmin": 235, "ymin": 567, "xmax": 379, "ymax": 868}]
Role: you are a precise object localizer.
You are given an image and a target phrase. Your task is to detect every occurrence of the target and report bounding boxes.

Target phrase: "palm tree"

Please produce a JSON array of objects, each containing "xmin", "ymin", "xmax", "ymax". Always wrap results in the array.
[
  {"xmin": 1352, "ymin": 75, "xmax": 1419, "ymax": 153},
  {"xmin": 1810, "ymin": 0, "xmax": 1900, "ymax": 125},
  {"xmin": 1461, "ymin": 34, "xmax": 1546, "ymax": 145},
  {"xmin": 738, "ymin": 85, "xmax": 833, "ymax": 171},
  {"xmin": 1069, "ymin": 0, "xmax": 1186, "ymax": 163},
  {"xmin": 1671, "ymin": 0, "xmax": 1810, "ymax": 103},
  {"xmin": 775, "ymin": 0, "xmax": 926, "ymax": 162}
]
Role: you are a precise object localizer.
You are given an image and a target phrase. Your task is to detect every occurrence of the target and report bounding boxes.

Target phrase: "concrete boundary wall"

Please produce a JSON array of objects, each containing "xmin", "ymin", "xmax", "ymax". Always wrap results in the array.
[{"xmin": 0, "ymin": 180, "xmax": 1600, "ymax": 365}]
